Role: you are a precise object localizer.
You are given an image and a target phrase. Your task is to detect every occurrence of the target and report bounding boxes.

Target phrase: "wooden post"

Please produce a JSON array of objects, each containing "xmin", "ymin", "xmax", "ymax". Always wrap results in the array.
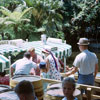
[
  {"xmin": 9, "ymin": 56, "xmax": 11, "ymax": 80},
  {"xmin": 86, "ymin": 88, "xmax": 92, "ymax": 100}
]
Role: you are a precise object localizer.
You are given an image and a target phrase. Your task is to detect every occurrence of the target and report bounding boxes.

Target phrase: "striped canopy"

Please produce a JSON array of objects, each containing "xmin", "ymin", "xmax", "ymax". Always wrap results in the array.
[
  {"xmin": 22, "ymin": 41, "xmax": 72, "ymax": 59},
  {"xmin": 0, "ymin": 55, "xmax": 9, "ymax": 72},
  {"xmin": 0, "ymin": 41, "xmax": 72, "ymax": 59}
]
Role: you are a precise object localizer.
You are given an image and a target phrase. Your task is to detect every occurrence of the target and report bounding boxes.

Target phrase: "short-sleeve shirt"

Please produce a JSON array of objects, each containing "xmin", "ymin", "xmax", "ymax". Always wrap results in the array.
[
  {"xmin": 73, "ymin": 49, "xmax": 98, "ymax": 75},
  {"xmin": 11, "ymin": 57, "xmax": 37, "ymax": 75}
]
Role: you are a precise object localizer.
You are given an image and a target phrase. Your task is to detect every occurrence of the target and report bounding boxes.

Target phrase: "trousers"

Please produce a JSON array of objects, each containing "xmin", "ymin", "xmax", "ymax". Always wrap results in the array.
[{"xmin": 77, "ymin": 73, "xmax": 94, "ymax": 85}]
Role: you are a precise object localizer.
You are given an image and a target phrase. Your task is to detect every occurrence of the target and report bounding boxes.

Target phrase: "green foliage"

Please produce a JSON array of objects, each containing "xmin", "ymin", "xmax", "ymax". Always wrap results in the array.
[
  {"xmin": 0, "ymin": 0, "xmax": 100, "ymax": 48},
  {"xmin": 0, "ymin": 4, "xmax": 32, "ymax": 39},
  {"xmin": 25, "ymin": 0, "xmax": 64, "ymax": 39},
  {"xmin": 60, "ymin": 0, "xmax": 100, "ymax": 50}
]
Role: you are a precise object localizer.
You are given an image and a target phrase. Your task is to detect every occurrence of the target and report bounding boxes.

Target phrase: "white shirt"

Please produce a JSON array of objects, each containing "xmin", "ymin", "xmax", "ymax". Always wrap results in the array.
[
  {"xmin": 11, "ymin": 57, "xmax": 37, "ymax": 75},
  {"xmin": 62, "ymin": 97, "xmax": 78, "ymax": 100},
  {"xmin": 73, "ymin": 49, "xmax": 98, "ymax": 75}
]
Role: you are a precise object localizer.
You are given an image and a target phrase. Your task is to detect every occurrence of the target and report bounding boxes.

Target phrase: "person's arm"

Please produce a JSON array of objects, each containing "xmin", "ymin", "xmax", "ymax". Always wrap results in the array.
[
  {"xmin": 66, "ymin": 65, "xmax": 74, "ymax": 71},
  {"xmin": 30, "ymin": 62, "xmax": 38, "ymax": 75},
  {"xmin": 58, "ymin": 59, "xmax": 64, "ymax": 72},
  {"xmin": 94, "ymin": 63, "xmax": 98, "ymax": 78},
  {"xmin": 11, "ymin": 67, "xmax": 14, "ymax": 77},
  {"xmin": 45, "ymin": 58, "xmax": 50, "ymax": 72},
  {"xmin": 65, "ymin": 66, "xmax": 78, "ymax": 76},
  {"xmin": 30, "ymin": 68, "xmax": 35, "ymax": 75},
  {"xmin": 10, "ymin": 62, "xmax": 16, "ymax": 77}
]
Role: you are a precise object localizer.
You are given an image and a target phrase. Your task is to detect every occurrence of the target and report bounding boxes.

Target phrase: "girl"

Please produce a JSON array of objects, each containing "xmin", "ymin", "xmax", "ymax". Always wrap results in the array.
[{"xmin": 62, "ymin": 77, "xmax": 78, "ymax": 100}]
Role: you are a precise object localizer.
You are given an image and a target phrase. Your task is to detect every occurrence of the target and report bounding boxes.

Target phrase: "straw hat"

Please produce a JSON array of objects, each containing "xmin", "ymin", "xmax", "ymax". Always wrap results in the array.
[{"xmin": 77, "ymin": 38, "xmax": 90, "ymax": 45}]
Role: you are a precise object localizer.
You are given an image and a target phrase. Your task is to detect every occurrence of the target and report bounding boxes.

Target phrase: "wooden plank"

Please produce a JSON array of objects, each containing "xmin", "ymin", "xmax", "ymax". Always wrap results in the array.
[
  {"xmin": 91, "ymin": 95, "xmax": 100, "ymax": 99},
  {"xmin": 41, "ymin": 78, "xmax": 61, "ymax": 83}
]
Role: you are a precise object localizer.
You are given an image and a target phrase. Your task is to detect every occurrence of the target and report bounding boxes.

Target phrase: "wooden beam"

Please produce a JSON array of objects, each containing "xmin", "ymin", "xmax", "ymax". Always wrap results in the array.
[
  {"xmin": 91, "ymin": 95, "xmax": 100, "ymax": 99},
  {"xmin": 41, "ymin": 78, "xmax": 61, "ymax": 83}
]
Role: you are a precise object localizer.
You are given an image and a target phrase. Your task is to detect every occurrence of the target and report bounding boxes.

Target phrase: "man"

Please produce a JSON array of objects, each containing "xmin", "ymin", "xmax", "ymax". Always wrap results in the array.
[
  {"xmin": 14, "ymin": 80, "xmax": 38, "ymax": 100},
  {"xmin": 66, "ymin": 38, "xmax": 98, "ymax": 85},
  {"xmin": 11, "ymin": 52, "xmax": 37, "ymax": 77},
  {"xmin": 28, "ymin": 47, "xmax": 44, "ymax": 76}
]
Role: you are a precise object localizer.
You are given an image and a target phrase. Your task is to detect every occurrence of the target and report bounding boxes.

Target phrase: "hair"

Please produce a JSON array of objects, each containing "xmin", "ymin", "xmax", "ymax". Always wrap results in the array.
[
  {"xmin": 24, "ymin": 52, "xmax": 31, "ymax": 59},
  {"xmin": 62, "ymin": 77, "xmax": 76, "ymax": 90},
  {"xmin": 28, "ymin": 47, "xmax": 35, "ymax": 52},
  {"xmin": 0, "ymin": 70, "xmax": 6, "ymax": 77},
  {"xmin": 14, "ymin": 80, "xmax": 35, "ymax": 96}
]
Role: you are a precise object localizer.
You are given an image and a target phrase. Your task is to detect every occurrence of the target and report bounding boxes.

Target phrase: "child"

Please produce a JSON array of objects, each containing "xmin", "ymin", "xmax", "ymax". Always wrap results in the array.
[
  {"xmin": 62, "ymin": 77, "xmax": 78, "ymax": 100},
  {"xmin": 14, "ymin": 80, "xmax": 38, "ymax": 100},
  {"xmin": 39, "ymin": 62, "xmax": 49, "ymax": 92}
]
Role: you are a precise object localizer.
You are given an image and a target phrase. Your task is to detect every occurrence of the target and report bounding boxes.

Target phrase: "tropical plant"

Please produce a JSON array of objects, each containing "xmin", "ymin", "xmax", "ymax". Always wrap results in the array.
[
  {"xmin": 60, "ymin": 0, "xmax": 100, "ymax": 50},
  {"xmin": 0, "ymin": 4, "xmax": 32, "ymax": 39},
  {"xmin": 24, "ymin": 0, "xmax": 64, "ymax": 39}
]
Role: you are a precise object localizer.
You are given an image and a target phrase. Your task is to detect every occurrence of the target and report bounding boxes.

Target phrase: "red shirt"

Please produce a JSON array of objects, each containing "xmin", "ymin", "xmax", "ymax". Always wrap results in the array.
[{"xmin": 0, "ymin": 76, "xmax": 9, "ymax": 85}]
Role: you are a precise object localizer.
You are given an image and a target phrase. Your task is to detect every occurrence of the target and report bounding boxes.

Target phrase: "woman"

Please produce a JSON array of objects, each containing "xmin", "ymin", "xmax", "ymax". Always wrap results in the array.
[
  {"xmin": 28, "ymin": 47, "xmax": 44, "ymax": 76},
  {"xmin": 42, "ymin": 47, "xmax": 61, "ymax": 80}
]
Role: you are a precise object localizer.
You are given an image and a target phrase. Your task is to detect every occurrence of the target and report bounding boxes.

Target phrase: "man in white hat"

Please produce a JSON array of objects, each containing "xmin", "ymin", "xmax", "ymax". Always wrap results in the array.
[{"xmin": 66, "ymin": 38, "xmax": 98, "ymax": 85}]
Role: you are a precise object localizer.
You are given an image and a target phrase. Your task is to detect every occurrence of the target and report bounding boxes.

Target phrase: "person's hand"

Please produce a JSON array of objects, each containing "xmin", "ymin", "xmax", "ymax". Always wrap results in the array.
[
  {"xmin": 66, "ymin": 66, "xmax": 74, "ymax": 71},
  {"xmin": 65, "ymin": 71, "xmax": 71, "ymax": 77},
  {"xmin": 66, "ymin": 66, "xmax": 69, "ymax": 71},
  {"xmin": 60, "ymin": 67, "xmax": 64, "ymax": 72},
  {"xmin": 30, "ymin": 72, "xmax": 34, "ymax": 75}
]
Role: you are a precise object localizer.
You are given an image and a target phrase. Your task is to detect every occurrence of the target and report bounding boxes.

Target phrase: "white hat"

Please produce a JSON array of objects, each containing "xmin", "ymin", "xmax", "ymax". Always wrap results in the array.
[{"xmin": 77, "ymin": 38, "xmax": 90, "ymax": 45}]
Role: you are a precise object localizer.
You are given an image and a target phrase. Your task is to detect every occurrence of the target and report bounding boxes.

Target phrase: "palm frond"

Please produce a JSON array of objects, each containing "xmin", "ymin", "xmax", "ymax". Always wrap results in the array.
[
  {"xmin": 20, "ymin": 7, "xmax": 33, "ymax": 18},
  {"xmin": 0, "ymin": 6, "xmax": 11, "ymax": 16}
]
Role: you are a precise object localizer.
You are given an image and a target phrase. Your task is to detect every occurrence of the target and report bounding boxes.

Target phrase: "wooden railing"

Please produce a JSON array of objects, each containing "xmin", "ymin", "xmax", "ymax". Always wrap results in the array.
[{"xmin": 42, "ymin": 73, "xmax": 100, "ymax": 100}]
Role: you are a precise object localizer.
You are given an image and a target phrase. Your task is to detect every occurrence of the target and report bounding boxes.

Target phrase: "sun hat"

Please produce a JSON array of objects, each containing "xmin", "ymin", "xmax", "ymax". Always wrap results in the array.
[
  {"xmin": 42, "ymin": 46, "xmax": 51, "ymax": 54},
  {"xmin": 77, "ymin": 38, "xmax": 90, "ymax": 45},
  {"xmin": 39, "ymin": 62, "xmax": 46, "ymax": 69}
]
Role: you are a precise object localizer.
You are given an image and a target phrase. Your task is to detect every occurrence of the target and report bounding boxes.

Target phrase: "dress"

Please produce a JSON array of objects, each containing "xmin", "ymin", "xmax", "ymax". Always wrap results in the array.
[
  {"xmin": 40, "ymin": 72, "xmax": 49, "ymax": 92},
  {"xmin": 11, "ymin": 57, "xmax": 37, "ymax": 75},
  {"xmin": 46, "ymin": 55, "xmax": 61, "ymax": 80},
  {"xmin": 73, "ymin": 49, "xmax": 98, "ymax": 85},
  {"xmin": 62, "ymin": 97, "xmax": 78, "ymax": 100}
]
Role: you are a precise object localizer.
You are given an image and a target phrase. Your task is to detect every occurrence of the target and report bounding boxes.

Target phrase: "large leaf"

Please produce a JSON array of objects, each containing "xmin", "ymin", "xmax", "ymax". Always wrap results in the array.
[
  {"xmin": 20, "ymin": 7, "xmax": 33, "ymax": 18},
  {"xmin": 0, "ymin": 6, "xmax": 11, "ymax": 16}
]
